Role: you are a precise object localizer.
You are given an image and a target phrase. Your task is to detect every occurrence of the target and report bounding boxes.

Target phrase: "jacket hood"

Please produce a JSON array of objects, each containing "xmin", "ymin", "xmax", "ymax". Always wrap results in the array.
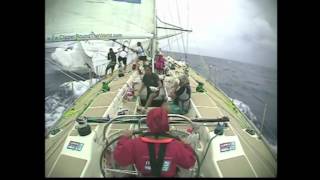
[{"xmin": 146, "ymin": 107, "xmax": 169, "ymax": 133}]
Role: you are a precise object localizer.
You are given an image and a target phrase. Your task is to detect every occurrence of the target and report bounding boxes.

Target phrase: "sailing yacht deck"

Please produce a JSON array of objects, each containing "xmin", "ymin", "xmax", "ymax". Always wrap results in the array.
[
  {"xmin": 82, "ymin": 70, "xmax": 133, "ymax": 117},
  {"xmin": 46, "ymin": 59, "xmax": 276, "ymax": 177}
]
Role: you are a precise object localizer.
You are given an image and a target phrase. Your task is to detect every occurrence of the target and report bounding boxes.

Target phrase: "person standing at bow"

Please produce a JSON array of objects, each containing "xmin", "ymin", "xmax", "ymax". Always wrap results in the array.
[
  {"xmin": 105, "ymin": 48, "xmax": 117, "ymax": 76},
  {"xmin": 117, "ymin": 45, "xmax": 128, "ymax": 71},
  {"xmin": 135, "ymin": 42, "xmax": 147, "ymax": 65}
]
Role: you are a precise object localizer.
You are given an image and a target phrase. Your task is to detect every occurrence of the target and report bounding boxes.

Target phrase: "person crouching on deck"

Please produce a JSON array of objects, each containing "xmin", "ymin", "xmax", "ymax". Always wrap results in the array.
[
  {"xmin": 169, "ymin": 75, "xmax": 191, "ymax": 115},
  {"xmin": 136, "ymin": 65, "xmax": 162, "ymax": 114},
  {"xmin": 113, "ymin": 107, "xmax": 196, "ymax": 177}
]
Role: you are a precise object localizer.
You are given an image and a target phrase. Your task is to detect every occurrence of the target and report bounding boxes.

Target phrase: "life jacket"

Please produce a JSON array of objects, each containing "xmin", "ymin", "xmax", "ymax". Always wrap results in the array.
[
  {"xmin": 139, "ymin": 132, "xmax": 178, "ymax": 176},
  {"xmin": 140, "ymin": 133, "xmax": 174, "ymax": 144}
]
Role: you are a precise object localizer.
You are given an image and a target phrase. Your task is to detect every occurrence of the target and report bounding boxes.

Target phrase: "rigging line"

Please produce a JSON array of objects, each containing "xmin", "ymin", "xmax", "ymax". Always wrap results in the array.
[
  {"xmin": 167, "ymin": 38, "xmax": 172, "ymax": 52},
  {"xmin": 186, "ymin": 0, "xmax": 190, "ymax": 61},
  {"xmin": 111, "ymin": 39, "xmax": 136, "ymax": 53},
  {"xmin": 159, "ymin": 42, "xmax": 172, "ymax": 50},
  {"xmin": 65, "ymin": 67, "xmax": 89, "ymax": 81},
  {"xmin": 156, "ymin": 16, "xmax": 182, "ymax": 29},
  {"xmin": 180, "ymin": 33, "xmax": 187, "ymax": 60},
  {"xmin": 174, "ymin": 37, "xmax": 181, "ymax": 55},
  {"xmin": 164, "ymin": 4, "xmax": 172, "ymax": 52},
  {"xmin": 162, "ymin": 4, "xmax": 171, "ymax": 52},
  {"xmin": 46, "ymin": 57, "xmax": 86, "ymax": 80},
  {"xmin": 175, "ymin": 0, "xmax": 187, "ymax": 61},
  {"xmin": 167, "ymin": 0, "xmax": 181, "ymax": 53},
  {"xmin": 166, "ymin": 2, "xmax": 172, "ymax": 51},
  {"xmin": 156, "ymin": 26, "xmax": 191, "ymax": 32},
  {"xmin": 181, "ymin": 0, "xmax": 188, "ymax": 61},
  {"xmin": 46, "ymin": 61, "xmax": 90, "ymax": 88},
  {"xmin": 47, "ymin": 62, "xmax": 90, "ymax": 88},
  {"xmin": 175, "ymin": 0, "xmax": 182, "ymax": 26},
  {"xmin": 166, "ymin": 37, "xmax": 183, "ymax": 46},
  {"xmin": 166, "ymin": 16, "xmax": 172, "ymax": 52},
  {"xmin": 48, "ymin": 62, "xmax": 88, "ymax": 87},
  {"xmin": 46, "ymin": 57, "xmax": 88, "ymax": 81},
  {"xmin": 175, "ymin": 34, "xmax": 181, "ymax": 54}
]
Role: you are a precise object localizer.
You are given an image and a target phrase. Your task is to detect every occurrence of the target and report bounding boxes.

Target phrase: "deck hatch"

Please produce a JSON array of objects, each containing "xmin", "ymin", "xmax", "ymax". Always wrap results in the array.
[
  {"xmin": 217, "ymin": 155, "xmax": 255, "ymax": 177},
  {"xmin": 50, "ymin": 154, "xmax": 87, "ymax": 177}
]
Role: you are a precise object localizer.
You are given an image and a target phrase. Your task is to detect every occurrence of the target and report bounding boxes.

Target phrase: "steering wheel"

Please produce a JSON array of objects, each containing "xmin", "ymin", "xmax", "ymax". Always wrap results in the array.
[
  {"xmin": 100, "ymin": 130, "xmax": 142, "ymax": 177},
  {"xmin": 99, "ymin": 115, "xmax": 200, "ymax": 177}
]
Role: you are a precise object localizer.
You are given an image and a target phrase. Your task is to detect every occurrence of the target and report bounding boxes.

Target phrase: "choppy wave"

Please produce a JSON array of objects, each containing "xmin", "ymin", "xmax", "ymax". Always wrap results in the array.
[
  {"xmin": 231, "ymin": 98, "xmax": 277, "ymax": 149},
  {"xmin": 232, "ymin": 98, "xmax": 258, "ymax": 124},
  {"xmin": 45, "ymin": 78, "xmax": 99, "ymax": 128}
]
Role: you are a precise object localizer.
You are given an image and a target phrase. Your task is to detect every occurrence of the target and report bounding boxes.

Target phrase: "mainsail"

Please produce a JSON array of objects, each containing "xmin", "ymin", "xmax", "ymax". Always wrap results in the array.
[
  {"xmin": 45, "ymin": 0, "xmax": 156, "ymax": 42},
  {"xmin": 46, "ymin": 0, "xmax": 157, "ymax": 75}
]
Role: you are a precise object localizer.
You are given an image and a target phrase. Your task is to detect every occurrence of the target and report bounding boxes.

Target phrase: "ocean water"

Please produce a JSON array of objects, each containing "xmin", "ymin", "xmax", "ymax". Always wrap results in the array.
[
  {"xmin": 45, "ymin": 47, "xmax": 100, "ymax": 128},
  {"xmin": 45, "ymin": 45, "xmax": 132, "ymax": 128},
  {"xmin": 45, "ymin": 48, "xmax": 277, "ymax": 149},
  {"xmin": 164, "ymin": 51, "xmax": 277, "ymax": 148}
]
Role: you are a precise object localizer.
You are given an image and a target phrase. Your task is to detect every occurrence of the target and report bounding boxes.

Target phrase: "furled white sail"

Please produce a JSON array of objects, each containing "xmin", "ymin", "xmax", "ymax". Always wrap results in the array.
[{"xmin": 46, "ymin": 0, "xmax": 155, "ymax": 42}]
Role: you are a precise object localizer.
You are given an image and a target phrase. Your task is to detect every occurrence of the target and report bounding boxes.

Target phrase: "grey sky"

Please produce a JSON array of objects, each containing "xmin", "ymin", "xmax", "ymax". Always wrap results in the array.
[{"xmin": 156, "ymin": 0, "xmax": 277, "ymax": 69}]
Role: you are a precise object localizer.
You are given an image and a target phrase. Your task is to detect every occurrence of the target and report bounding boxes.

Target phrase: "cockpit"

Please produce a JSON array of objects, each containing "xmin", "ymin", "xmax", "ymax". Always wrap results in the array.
[{"xmin": 79, "ymin": 114, "xmax": 229, "ymax": 177}]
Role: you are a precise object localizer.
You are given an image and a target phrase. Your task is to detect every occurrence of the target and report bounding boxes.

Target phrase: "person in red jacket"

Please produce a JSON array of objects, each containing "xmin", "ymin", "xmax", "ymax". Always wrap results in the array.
[
  {"xmin": 155, "ymin": 54, "xmax": 166, "ymax": 74},
  {"xmin": 113, "ymin": 106, "xmax": 196, "ymax": 177}
]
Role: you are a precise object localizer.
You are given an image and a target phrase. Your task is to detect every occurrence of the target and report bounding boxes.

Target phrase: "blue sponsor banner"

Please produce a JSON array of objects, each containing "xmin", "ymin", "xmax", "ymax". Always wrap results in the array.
[{"xmin": 113, "ymin": 0, "xmax": 141, "ymax": 4}]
